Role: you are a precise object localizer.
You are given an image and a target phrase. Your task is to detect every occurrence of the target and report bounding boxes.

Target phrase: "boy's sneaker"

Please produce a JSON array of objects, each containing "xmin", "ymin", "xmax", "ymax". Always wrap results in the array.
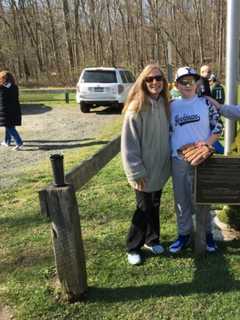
[
  {"xmin": 169, "ymin": 234, "xmax": 191, "ymax": 253},
  {"xmin": 1, "ymin": 141, "xmax": 10, "ymax": 147},
  {"xmin": 127, "ymin": 252, "xmax": 141, "ymax": 265},
  {"xmin": 206, "ymin": 233, "xmax": 217, "ymax": 252},
  {"xmin": 144, "ymin": 243, "xmax": 164, "ymax": 255}
]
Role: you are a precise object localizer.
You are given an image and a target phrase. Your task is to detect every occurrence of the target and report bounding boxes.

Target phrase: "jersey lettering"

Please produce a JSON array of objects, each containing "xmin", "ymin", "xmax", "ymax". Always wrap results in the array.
[{"xmin": 175, "ymin": 114, "xmax": 200, "ymax": 126}]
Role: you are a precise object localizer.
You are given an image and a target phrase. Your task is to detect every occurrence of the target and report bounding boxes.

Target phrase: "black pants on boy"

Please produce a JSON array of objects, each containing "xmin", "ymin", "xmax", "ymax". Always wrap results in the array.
[{"xmin": 127, "ymin": 189, "xmax": 162, "ymax": 253}]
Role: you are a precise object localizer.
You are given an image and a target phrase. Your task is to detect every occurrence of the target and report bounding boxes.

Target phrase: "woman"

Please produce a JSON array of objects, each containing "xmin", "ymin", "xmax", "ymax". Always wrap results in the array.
[
  {"xmin": 121, "ymin": 64, "xmax": 170, "ymax": 265},
  {"xmin": 0, "ymin": 70, "xmax": 23, "ymax": 150}
]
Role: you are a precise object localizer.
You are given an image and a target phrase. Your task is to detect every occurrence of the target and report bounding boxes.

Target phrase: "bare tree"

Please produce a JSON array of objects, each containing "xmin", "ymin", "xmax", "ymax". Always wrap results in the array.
[
  {"xmin": 62, "ymin": 0, "xmax": 74, "ymax": 73},
  {"xmin": 0, "ymin": 0, "xmax": 228, "ymax": 85}
]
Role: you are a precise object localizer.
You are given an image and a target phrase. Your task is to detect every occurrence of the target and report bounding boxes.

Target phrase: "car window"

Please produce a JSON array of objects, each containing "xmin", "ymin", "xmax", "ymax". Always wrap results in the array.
[
  {"xmin": 119, "ymin": 71, "xmax": 128, "ymax": 83},
  {"xmin": 81, "ymin": 70, "xmax": 117, "ymax": 83}
]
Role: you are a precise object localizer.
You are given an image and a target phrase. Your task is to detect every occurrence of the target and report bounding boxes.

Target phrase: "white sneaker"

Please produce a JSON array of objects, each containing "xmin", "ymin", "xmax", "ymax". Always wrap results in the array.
[
  {"xmin": 1, "ymin": 141, "xmax": 10, "ymax": 147},
  {"xmin": 144, "ymin": 243, "xmax": 165, "ymax": 255},
  {"xmin": 127, "ymin": 252, "xmax": 141, "ymax": 265},
  {"xmin": 12, "ymin": 144, "xmax": 23, "ymax": 151}
]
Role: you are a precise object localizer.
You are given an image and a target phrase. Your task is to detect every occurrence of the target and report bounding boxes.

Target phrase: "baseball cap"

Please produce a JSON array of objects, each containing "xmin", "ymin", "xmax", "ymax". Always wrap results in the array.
[{"xmin": 175, "ymin": 67, "xmax": 200, "ymax": 81}]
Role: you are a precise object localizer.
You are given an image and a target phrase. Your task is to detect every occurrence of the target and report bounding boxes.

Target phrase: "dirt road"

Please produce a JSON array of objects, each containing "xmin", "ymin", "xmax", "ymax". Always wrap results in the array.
[{"xmin": 0, "ymin": 104, "xmax": 121, "ymax": 188}]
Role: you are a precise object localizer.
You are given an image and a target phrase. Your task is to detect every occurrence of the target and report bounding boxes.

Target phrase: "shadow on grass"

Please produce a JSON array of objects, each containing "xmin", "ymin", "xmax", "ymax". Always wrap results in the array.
[
  {"xmin": 23, "ymin": 138, "xmax": 94, "ymax": 143},
  {"xmin": 0, "ymin": 211, "xmax": 47, "ymax": 227},
  {"xmin": 88, "ymin": 240, "xmax": 240, "ymax": 302},
  {"xmin": 19, "ymin": 139, "xmax": 109, "ymax": 151},
  {"xmin": 0, "ymin": 253, "xmax": 53, "ymax": 279},
  {"xmin": 21, "ymin": 104, "xmax": 52, "ymax": 115}
]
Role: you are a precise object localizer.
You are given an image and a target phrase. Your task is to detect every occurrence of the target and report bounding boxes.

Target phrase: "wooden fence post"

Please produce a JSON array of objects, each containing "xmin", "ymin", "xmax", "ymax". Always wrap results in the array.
[
  {"xmin": 39, "ymin": 139, "xmax": 121, "ymax": 301},
  {"xmin": 65, "ymin": 91, "xmax": 69, "ymax": 103},
  {"xmin": 39, "ymin": 155, "xmax": 87, "ymax": 302},
  {"xmin": 195, "ymin": 205, "xmax": 209, "ymax": 256}
]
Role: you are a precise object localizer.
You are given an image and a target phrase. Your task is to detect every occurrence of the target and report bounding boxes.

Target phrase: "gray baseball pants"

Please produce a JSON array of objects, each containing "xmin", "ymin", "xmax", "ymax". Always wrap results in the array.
[{"xmin": 172, "ymin": 157, "xmax": 212, "ymax": 235}]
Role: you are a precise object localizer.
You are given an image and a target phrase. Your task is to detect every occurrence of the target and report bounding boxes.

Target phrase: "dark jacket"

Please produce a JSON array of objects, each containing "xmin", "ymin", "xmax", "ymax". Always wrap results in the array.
[
  {"xmin": 211, "ymin": 83, "xmax": 225, "ymax": 104},
  {"xmin": 0, "ymin": 84, "xmax": 22, "ymax": 127}
]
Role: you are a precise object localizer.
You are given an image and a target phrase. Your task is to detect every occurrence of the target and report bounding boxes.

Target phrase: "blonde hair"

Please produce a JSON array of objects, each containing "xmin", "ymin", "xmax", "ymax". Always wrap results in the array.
[
  {"xmin": 200, "ymin": 64, "xmax": 211, "ymax": 77},
  {"xmin": 123, "ymin": 64, "xmax": 169, "ymax": 117},
  {"xmin": 0, "ymin": 70, "xmax": 16, "ymax": 86}
]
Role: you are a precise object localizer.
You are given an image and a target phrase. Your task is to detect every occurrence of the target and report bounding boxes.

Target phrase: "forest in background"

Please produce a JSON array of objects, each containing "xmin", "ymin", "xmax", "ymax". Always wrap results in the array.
[{"xmin": 0, "ymin": 0, "xmax": 226, "ymax": 86}]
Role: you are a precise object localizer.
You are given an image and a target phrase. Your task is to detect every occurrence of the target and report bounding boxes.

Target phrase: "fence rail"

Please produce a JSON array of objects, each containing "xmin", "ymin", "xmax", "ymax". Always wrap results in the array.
[
  {"xmin": 20, "ymin": 88, "xmax": 75, "ymax": 103},
  {"xmin": 21, "ymin": 88, "xmax": 75, "ymax": 94}
]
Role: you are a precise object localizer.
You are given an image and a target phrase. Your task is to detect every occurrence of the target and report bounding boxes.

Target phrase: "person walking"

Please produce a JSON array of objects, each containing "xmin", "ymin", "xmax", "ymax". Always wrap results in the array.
[
  {"xmin": 121, "ymin": 64, "xmax": 170, "ymax": 265},
  {"xmin": 0, "ymin": 70, "xmax": 23, "ymax": 150}
]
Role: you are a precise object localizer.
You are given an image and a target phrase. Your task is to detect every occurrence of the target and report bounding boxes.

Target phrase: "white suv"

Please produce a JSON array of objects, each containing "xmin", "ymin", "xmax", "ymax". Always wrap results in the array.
[{"xmin": 76, "ymin": 67, "xmax": 135, "ymax": 112}]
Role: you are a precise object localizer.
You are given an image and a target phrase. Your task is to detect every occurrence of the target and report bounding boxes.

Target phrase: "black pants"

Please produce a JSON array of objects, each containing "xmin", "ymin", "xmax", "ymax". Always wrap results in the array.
[{"xmin": 126, "ymin": 189, "xmax": 162, "ymax": 253}]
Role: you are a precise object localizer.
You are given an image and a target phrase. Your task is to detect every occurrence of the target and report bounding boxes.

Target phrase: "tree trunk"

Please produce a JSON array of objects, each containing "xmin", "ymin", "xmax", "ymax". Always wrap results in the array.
[
  {"xmin": 62, "ymin": 0, "xmax": 74, "ymax": 73},
  {"xmin": 106, "ymin": 0, "xmax": 115, "ymax": 66},
  {"xmin": 46, "ymin": 0, "xmax": 61, "ymax": 75}
]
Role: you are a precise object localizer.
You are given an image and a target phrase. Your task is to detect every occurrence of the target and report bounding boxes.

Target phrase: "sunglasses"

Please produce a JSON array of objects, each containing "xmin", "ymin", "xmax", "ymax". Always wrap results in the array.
[
  {"xmin": 178, "ymin": 79, "xmax": 196, "ymax": 86},
  {"xmin": 145, "ymin": 75, "xmax": 163, "ymax": 83}
]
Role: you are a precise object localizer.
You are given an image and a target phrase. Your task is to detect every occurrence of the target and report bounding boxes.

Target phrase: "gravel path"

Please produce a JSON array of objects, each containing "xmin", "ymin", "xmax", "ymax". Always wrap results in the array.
[{"xmin": 0, "ymin": 104, "xmax": 121, "ymax": 188}]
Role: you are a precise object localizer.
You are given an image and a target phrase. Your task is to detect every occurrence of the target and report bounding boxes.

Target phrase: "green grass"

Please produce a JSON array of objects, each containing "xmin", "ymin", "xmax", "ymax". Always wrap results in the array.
[{"xmin": 1, "ymin": 100, "xmax": 240, "ymax": 319}]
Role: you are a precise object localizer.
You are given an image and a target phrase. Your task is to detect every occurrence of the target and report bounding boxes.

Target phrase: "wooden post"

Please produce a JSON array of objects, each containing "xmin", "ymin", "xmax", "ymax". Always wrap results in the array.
[
  {"xmin": 194, "ymin": 205, "xmax": 209, "ymax": 256},
  {"xmin": 43, "ymin": 184, "xmax": 87, "ymax": 302},
  {"xmin": 39, "ymin": 154, "xmax": 87, "ymax": 302},
  {"xmin": 38, "ymin": 138, "xmax": 121, "ymax": 301},
  {"xmin": 65, "ymin": 91, "xmax": 69, "ymax": 103}
]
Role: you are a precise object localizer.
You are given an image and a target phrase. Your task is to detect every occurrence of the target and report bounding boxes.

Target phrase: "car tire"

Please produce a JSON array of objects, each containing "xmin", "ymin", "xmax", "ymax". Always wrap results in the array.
[
  {"xmin": 80, "ymin": 102, "xmax": 90, "ymax": 113},
  {"xmin": 118, "ymin": 103, "xmax": 124, "ymax": 111}
]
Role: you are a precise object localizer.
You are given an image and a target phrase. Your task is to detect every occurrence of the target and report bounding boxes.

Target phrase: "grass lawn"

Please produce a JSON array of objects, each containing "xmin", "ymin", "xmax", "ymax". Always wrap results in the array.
[{"xmin": 1, "ymin": 95, "xmax": 240, "ymax": 319}]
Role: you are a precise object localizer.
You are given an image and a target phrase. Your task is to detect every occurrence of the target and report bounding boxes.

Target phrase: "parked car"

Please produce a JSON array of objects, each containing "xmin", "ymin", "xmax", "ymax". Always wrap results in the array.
[{"xmin": 76, "ymin": 67, "xmax": 135, "ymax": 112}]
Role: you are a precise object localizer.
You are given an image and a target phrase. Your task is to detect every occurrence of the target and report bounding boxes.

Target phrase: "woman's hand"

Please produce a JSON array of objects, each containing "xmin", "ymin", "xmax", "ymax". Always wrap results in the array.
[{"xmin": 134, "ymin": 177, "xmax": 146, "ymax": 191}]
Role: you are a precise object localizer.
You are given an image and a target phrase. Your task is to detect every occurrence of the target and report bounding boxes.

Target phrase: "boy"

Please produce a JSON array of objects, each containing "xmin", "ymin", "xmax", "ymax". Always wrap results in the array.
[{"xmin": 169, "ymin": 67, "xmax": 223, "ymax": 253}]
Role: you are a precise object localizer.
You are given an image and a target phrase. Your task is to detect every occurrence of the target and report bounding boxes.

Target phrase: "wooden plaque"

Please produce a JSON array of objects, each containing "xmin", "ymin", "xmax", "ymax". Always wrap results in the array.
[{"xmin": 194, "ymin": 156, "xmax": 240, "ymax": 205}]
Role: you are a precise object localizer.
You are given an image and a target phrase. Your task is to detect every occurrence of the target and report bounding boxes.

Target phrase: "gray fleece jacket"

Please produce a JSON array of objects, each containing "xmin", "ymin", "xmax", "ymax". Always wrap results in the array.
[
  {"xmin": 121, "ymin": 97, "xmax": 170, "ymax": 192},
  {"xmin": 220, "ymin": 104, "xmax": 240, "ymax": 120}
]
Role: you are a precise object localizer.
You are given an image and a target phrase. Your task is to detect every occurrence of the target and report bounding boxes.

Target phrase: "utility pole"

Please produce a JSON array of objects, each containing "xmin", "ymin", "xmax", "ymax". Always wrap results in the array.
[{"xmin": 224, "ymin": 0, "xmax": 239, "ymax": 154}]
